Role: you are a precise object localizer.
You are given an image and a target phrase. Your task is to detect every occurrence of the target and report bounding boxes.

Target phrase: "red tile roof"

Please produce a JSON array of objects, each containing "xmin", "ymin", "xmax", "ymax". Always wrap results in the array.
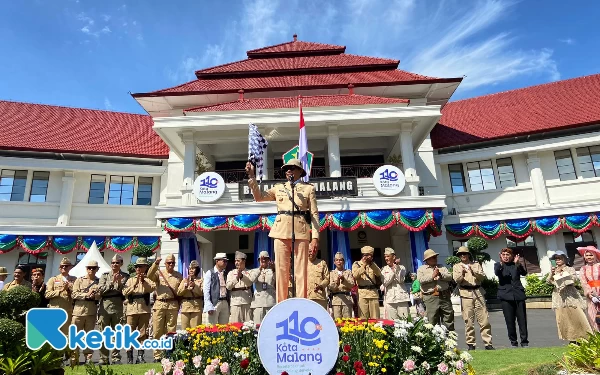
[
  {"xmin": 196, "ymin": 54, "xmax": 399, "ymax": 77},
  {"xmin": 432, "ymin": 74, "xmax": 600, "ymax": 150},
  {"xmin": 0, "ymin": 100, "xmax": 168, "ymax": 158},
  {"xmin": 246, "ymin": 40, "xmax": 345, "ymax": 57},
  {"xmin": 184, "ymin": 94, "xmax": 409, "ymax": 113},
  {"xmin": 141, "ymin": 69, "xmax": 456, "ymax": 97}
]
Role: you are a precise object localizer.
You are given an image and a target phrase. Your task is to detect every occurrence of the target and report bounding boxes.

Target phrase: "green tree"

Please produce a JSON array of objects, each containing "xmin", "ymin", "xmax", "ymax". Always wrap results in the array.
[
  {"xmin": 446, "ymin": 236, "xmax": 491, "ymax": 267},
  {"xmin": 127, "ymin": 244, "xmax": 157, "ymax": 275}
]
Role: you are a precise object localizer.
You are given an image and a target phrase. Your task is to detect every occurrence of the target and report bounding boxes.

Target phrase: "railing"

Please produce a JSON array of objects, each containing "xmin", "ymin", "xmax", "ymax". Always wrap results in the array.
[{"xmin": 215, "ymin": 164, "xmax": 383, "ymax": 183}]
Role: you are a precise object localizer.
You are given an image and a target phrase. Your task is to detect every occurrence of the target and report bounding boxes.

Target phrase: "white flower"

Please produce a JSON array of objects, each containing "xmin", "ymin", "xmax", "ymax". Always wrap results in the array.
[
  {"xmin": 192, "ymin": 356, "xmax": 203, "ymax": 369},
  {"xmin": 444, "ymin": 350, "xmax": 455, "ymax": 358},
  {"xmin": 460, "ymin": 352, "xmax": 473, "ymax": 362},
  {"xmin": 422, "ymin": 361, "xmax": 430, "ymax": 370},
  {"xmin": 411, "ymin": 345, "xmax": 422, "ymax": 353},
  {"xmin": 448, "ymin": 331, "xmax": 458, "ymax": 340},
  {"xmin": 394, "ymin": 328, "xmax": 408, "ymax": 338},
  {"xmin": 374, "ymin": 322, "xmax": 383, "ymax": 329},
  {"xmin": 415, "ymin": 332, "xmax": 425, "ymax": 338},
  {"xmin": 445, "ymin": 339, "xmax": 457, "ymax": 349},
  {"xmin": 423, "ymin": 323, "xmax": 434, "ymax": 330}
]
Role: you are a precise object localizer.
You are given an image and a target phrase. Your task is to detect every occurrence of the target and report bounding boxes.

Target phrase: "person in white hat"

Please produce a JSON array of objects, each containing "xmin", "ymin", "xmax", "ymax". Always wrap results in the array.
[
  {"xmin": 249, "ymin": 251, "xmax": 276, "ymax": 324},
  {"xmin": 45, "ymin": 257, "xmax": 76, "ymax": 336},
  {"xmin": 417, "ymin": 249, "xmax": 454, "ymax": 331},
  {"xmin": 453, "ymin": 246, "xmax": 494, "ymax": 350},
  {"xmin": 177, "ymin": 260, "xmax": 204, "ymax": 330},
  {"xmin": 97, "ymin": 254, "xmax": 129, "ymax": 365},
  {"xmin": 381, "ymin": 248, "xmax": 410, "ymax": 320},
  {"xmin": 328, "ymin": 252, "xmax": 355, "ymax": 319},
  {"xmin": 203, "ymin": 253, "xmax": 230, "ymax": 325},
  {"xmin": 123, "ymin": 257, "xmax": 155, "ymax": 364},
  {"xmin": 245, "ymin": 158, "xmax": 320, "ymax": 302},
  {"xmin": 352, "ymin": 245, "xmax": 383, "ymax": 319},
  {"xmin": 0, "ymin": 266, "xmax": 8, "ymax": 291},
  {"xmin": 147, "ymin": 254, "xmax": 183, "ymax": 362},
  {"xmin": 226, "ymin": 251, "xmax": 253, "ymax": 323},
  {"xmin": 71, "ymin": 260, "xmax": 101, "ymax": 365}
]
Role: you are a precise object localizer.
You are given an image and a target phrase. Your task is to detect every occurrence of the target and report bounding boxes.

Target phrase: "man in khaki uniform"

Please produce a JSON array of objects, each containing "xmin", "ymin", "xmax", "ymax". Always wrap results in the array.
[
  {"xmin": 71, "ymin": 260, "xmax": 100, "ymax": 365},
  {"xmin": 329, "ymin": 252, "xmax": 355, "ymax": 319},
  {"xmin": 203, "ymin": 253, "xmax": 230, "ymax": 325},
  {"xmin": 0, "ymin": 267, "xmax": 7, "ymax": 291},
  {"xmin": 3, "ymin": 265, "xmax": 32, "ymax": 290},
  {"xmin": 46, "ymin": 257, "xmax": 76, "ymax": 352},
  {"xmin": 307, "ymin": 246, "xmax": 329, "ymax": 310},
  {"xmin": 417, "ymin": 249, "xmax": 454, "ymax": 330},
  {"xmin": 123, "ymin": 258, "xmax": 155, "ymax": 364},
  {"xmin": 147, "ymin": 254, "xmax": 182, "ymax": 361},
  {"xmin": 382, "ymin": 248, "xmax": 411, "ymax": 319},
  {"xmin": 352, "ymin": 246, "xmax": 383, "ymax": 319},
  {"xmin": 226, "ymin": 251, "xmax": 253, "ymax": 323},
  {"xmin": 453, "ymin": 246, "xmax": 494, "ymax": 350},
  {"xmin": 249, "ymin": 251, "xmax": 276, "ymax": 323},
  {"xmin": 97, "ymin": 254, "xmax": 129, "ymax": 365},
  {"xmin": 246, "ymin": 159, "xmax": 320, "ymax": 302},
  {"xmin": 177, "ymin": 260, "xmax": 203, "ymax": 329}
]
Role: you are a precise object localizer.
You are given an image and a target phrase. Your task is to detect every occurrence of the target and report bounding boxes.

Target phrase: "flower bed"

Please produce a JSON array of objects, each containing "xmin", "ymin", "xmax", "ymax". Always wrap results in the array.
[{"xmin": 156, "ymin": 318, "xmax": 475, "ymax": 375}]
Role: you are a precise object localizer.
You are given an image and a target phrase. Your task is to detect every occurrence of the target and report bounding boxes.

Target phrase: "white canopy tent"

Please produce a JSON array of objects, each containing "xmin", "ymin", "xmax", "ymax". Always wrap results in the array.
[{"xmin": 68, "ymin": 241, "xmax": 111, "ymax": 278}]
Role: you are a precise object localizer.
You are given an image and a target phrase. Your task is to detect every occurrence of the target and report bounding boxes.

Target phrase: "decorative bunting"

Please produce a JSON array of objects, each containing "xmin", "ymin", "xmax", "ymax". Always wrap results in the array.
[
  {"xmin": 163, "ymin": 217, "xmax": 196, "ymax": 232},
  {"xmin": 137, "ymin": 236, "xmax": 162, "ymax": 252},
  {"xmin": 0, "ymin": 234, "xmax": 19, "ymax": 254},
  {"xmin": 364, "ymin": 210, "xmax": 395, "ymax": 230},
  {"xmin": 262, "ymin": 214, "xmax": 277, "ymax": 231},
  {"xmin": 81, "ymin": 236, "xmax": 107, "ymax": 251},
  {"xmin": 0, "ymin": 235, "xmax": 160, "ymax": 254},
  {"xmin": 229, "ymin": 214, "xmax": 262, "ymax": 231},
  {"xmin": 319, "ymin": 213, "xmax": 329, "ymax": 231},
  {"xmin": 446, "ymin": 212, "xmax": 600, "ymax": 239},
  {"xmin": 107, "ymin": 236, "xmax": 136, "ymax": 253},
  {"xmin": 51, "ymin": 236, "xmax": 79, "ymax": 254},
  {"xmin": 20, "ymin": 236, "xmax": 50, "ymax": 254},
  {"xmin": 197, "ymin": 216, "xmax": 229, "ymax": 232},
  {"xmin": 397, "ymin": 209, "xmax": 430, "ymax": 232}
]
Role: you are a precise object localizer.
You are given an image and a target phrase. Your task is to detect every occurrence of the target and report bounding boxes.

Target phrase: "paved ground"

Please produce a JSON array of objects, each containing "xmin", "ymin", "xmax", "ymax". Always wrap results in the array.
[{"xmin": 82, "ymin": 309, "xmax": 566, "ymax": 365}]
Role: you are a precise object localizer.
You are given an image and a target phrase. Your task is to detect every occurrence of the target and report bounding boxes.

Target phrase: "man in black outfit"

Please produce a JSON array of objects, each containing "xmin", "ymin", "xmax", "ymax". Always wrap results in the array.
[{"xmin": 494, "ymin": 247, "xmax": 529, "ymax": 348}]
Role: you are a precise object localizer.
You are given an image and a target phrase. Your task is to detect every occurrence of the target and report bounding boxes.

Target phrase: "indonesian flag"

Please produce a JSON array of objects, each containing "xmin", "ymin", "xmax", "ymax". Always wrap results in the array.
[{"xmin": 298, "ymin": 97, "xmax": 309, "ymax": 182}]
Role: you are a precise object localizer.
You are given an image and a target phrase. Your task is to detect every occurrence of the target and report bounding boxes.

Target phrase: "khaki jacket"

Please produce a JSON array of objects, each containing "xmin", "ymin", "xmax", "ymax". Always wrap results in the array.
[
  {"xmin": 123, "ymin": 276, "xmax": 155, "ymax": 315},
  {"xmin": 417, "ymin": 264, "xmax": 452, "ymax": 294},
  {"xmin": 307, "ymin": 259, "xmax": 329, "ymax": 301},
  {"xmin": 98, "ymin": 270, "xmax": 128, "ymax": 314},
  {"xmin": 328, "ymin": 269, "xmax": 355, "ymax": 306},
  {"xmin": 250, "ymin": 268, "xmax": 276, "ymax": 308},
  {"xmin": 46, "ymin": 274, "xmax": 76, "ymax": 312},
  {"xmin": 72, "ymin": 276, "xmax": 100, "ymax": 316},
  {"xmin": 177, "ymin": 278, "xmax": 204, "ymax": 313},
  {"xmin": 248, "ymin": 179, "xmax": 319, "ymax": 240},
  {"xmin": 3, "ymin": 280, "xmax": 32, "ymax": 291},
  {"xmin": 382, "ymin": 264, "xmax": 410, "ymax": 303},
  {"xmin": 352, "ymin": 261, "xmax": 382, "ymax": 299},
  {"xmin": 226, "ymin": 269, "xmax": 253, "ymax": 306},
  {"xmin": 147, "ymin": 262, "xmax": 183, "ymax": 311},
  {"xmin": 453, "ymin": 262, "xmax": 486, "ymax": 299}
]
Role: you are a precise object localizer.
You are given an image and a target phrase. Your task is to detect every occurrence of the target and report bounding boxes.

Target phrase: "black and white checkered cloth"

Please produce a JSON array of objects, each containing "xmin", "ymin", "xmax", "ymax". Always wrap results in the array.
[{"xmin": 248, "ymin": 123, "xmax": 268, "ymax": 182}]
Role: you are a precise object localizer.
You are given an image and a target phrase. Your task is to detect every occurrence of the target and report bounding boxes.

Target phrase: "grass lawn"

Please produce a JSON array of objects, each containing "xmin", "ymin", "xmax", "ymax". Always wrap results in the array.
[{"xmin": 63, "ymin": 347, "xmax": 567, "ymax": 375}]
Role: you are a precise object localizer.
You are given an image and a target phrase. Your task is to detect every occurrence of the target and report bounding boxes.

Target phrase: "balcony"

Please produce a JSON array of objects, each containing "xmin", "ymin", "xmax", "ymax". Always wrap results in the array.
[{"xmin": 215, "ymin": 164, "xmax": 383, "ymax": 183}]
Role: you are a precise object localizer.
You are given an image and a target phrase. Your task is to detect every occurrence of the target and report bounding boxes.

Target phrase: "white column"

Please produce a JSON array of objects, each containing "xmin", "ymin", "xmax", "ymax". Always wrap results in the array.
[
  {"xmin": 539, "ymin": 233, "xmax": 558, "ymax": 275},
  {"xmin": 526, "ymin": 152, "xmax": 550, "ymax": 207},
  {"xmin": 400, "ymin": 123, "xmax": 420, "ymax": 196},
  {"xmin": 327, "ymin": 125, "xmax": 341, "ymax": 177},
  {"xmin": 56, "ymin": 171, "xmax": 76, "ymax": 226},
  {"xmin": 181, "ymin": 131, "xmax": 196, "ymax": 206}
]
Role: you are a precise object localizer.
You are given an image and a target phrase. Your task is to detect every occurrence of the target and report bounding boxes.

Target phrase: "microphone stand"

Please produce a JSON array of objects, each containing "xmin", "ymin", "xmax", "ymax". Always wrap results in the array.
[{"xmin": 289, "ymin": 174, "xmax": 296, "ymax": 298}]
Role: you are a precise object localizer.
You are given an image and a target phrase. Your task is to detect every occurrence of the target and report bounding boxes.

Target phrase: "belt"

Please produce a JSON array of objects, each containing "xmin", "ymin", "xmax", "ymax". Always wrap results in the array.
[
  {"xmin": 459, "ymin": 285, "xmax": 481, "ymax": 290},
  {"xmin": 423, "ymin": 289, "xmax": 450, "ymax": 296},
  {"xmin": 358, "ymin": 285, "xmax": 378, "ymax": 290},
  {"xmin": 278, "ymin": 210, "xmax": 309, "ymax": 216},
  {"xmin": 331, "ymin": 292, "xmax": 351, "ymax": 296},
  {"xmin": 218, "ymin": 297, "xmax": 228, "ymax": 301},
  {"xmin": 182, "ymin": 297, "xmax": 203, "ymax": 301},
  {"xmin": 157, "ymin": 298, "xmax": 178, "ymax": 302},
  {"xmin": 130, "ymin": 294, "xmax": 148, "ymax": 300},
  {"xmin": 101, "ymin": 295, "xmax": 123, "ymax": 299},
  {"xmin": 231, "ymin": 287, "xmax": 251, "ymax": 292}
]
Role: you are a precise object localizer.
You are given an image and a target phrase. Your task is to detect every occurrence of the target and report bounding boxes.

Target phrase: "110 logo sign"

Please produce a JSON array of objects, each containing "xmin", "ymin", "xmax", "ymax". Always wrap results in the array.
[
  {"xmin": 373, "ymin": 165, "xmax": 405, "ymax": 196},
  {"xmin": 275, "ymin": 311, "xmax": 323, "ymax": 364},
  {"xmin": 193, "ymin": 172, "xmax": 225, "ymax": 203}
]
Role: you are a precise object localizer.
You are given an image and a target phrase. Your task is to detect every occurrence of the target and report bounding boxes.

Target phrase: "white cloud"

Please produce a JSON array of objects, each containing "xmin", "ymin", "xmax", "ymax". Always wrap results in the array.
[
  {"xmin": 101, "ymin": 26, "xmax": 111, "ymax": 34},
  {"xmin": 559, "ymin": 38, "xmax": 575, "ymax": 45},
  {"xmin": 81, "ymin": 26, "xmax": 90, "ymax": 34},
  {"xmin": 104, "ymin": 98, "xmax": 113, "ymax": 110},
  {"xmin": 184, "ymin": 0, "xmax": 559, "ymax": 93},
  {"xmin": 166, "ymin": 45, "xmax": 225, "ymax": 83},
  {"xmin": 102, "ymin": 14, "xmax": 111, "ymax": 22}
]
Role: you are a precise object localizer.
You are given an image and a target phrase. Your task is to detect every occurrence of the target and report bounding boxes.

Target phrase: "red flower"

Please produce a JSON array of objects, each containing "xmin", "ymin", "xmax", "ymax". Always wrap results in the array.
[
  {"xmin": 343, "ymin": 344, "xmax": 352, "ymax": 353},
  {"xmin": 240, "ymin": 358, "xmax": 250, "ymax": 369},
  {"xmin": 336, "ymin": 373, "xmax": 345, "ymax": 375},
  {"xmin": 353, "ymin": 361, "xmax": 363, "ymax": 370},
  {"xmin": 342, "ymin": 355, "xmax": 349, "ymax": 362},
  {"xmin": 281, "ymin": 372, "xmax": 289, "ymax": 375},
  {"xmin": 356, "ymin": 369, "xmax": 366, "ymax": 375}
]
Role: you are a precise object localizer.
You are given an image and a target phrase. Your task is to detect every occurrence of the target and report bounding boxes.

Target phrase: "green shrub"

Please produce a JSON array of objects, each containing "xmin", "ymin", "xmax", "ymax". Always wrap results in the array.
[
  {"xmin": 482, "ymin": 276, "xmax": 499, "ymax": 299},
  {"xmin": 445, "ymin": 255, "xmax": 460, "ymax": 267},
  {"xmin": 127, "ymin": 245, "xmax": 156, "ymax": 275},
  {"xmin": 0, "ymin": 319, "xmax": 26, "ymax": 357},
  {"xmin": 525, "ymin": 274, "xmax": 554, "ymax": 296},
  {"xmin": 467, "ymin": 236, "xmax": 492, "ymax": 263},
  {"xmin": 527, "ymin": 363, "xmax": 559, "ymax": 375},
  {"xmin": 0, "ymin": 286, "xmax": 40, "ymax": 322},
  {"xmin": 561, "ymin": 332, "xmax": 600, "ymax": 374}
]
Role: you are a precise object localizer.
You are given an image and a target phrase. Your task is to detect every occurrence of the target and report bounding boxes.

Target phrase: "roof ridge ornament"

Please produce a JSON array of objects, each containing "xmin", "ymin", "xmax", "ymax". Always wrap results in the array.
[{"xmin": 293, "ymin": 34, "xmax": 297, "ymax": 42}]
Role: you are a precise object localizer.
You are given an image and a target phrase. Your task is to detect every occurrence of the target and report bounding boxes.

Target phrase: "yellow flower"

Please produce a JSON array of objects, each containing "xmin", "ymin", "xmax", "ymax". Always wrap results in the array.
[{"xmin": 382, "ymin": 368, "xmax": 387, "ymax": 373}]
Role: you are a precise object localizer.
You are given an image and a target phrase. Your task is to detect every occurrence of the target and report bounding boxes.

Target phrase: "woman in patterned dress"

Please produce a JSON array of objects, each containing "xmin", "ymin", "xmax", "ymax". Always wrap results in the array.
[
  {"xmin": 546, "ymin": 251, "xmax": 592, "ymax": 342},
  {"xmin": 578, "ymin": 245, "xmax": 600, "ymax": 332}
]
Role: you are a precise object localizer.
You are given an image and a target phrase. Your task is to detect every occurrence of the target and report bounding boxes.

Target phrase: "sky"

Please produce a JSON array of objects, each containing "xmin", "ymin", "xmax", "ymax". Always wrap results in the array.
[{"xmin": 0, "ymin": 0, "xmax": 598, "ymax": 115}]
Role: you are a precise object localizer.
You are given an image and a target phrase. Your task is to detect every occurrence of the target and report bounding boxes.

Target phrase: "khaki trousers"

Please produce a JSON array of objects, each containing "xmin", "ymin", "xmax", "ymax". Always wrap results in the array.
[
  {"xmin": 181, "ymin": 312, "xmax": 202, "ymax": 330},
  {"xmin": 311, "ymin": 299, "xmax": 328, "ymax": 311},
  {"xmin": 461, "ymin": 296, "xmax": 493, "ymax": 346},
  {"xmin": 253, "ymin": 306, "xmax": 273, "ymax": 324},
  {"xmin": 358, "ymin": 298, "xmax": 380, "ymax": 319},
  {"xmin": 127, "ymin": 314, "xmax": 150, "ymax": 343},
  {"xmin": 229, "ymin": 304, "xmax": 251, "ymax": 323},
  {"xmin": 99, "ymin": 311, "xmax": 124, "ymax": 362},
  {"xmin": 423, "ymin": 294, "xmax": 455, "ymax": 331},
  {"xmin": 71, "ymin": 315, "xmax": 96, "ymax": 359},
  {"xmin": 274, "ymin": 238, "xmax": 308, "ymax": 302},
  {"xmin": 207, "ymin": 300, "xmax": 229, "ymax": 325},
  {"xmin": 386, "ymin": 302, "xmax": 410, "ymax": 320},
  {"xmin": 333, "ymin": 304, "xmax": 353, "ymax": 319},
  {"xmin": 61, "ymin": 312, "xmax": 73, "ymax": 336},
  {"xmin": 152, "ymin": 308, "xmax": 178, "ymax": 359}
]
